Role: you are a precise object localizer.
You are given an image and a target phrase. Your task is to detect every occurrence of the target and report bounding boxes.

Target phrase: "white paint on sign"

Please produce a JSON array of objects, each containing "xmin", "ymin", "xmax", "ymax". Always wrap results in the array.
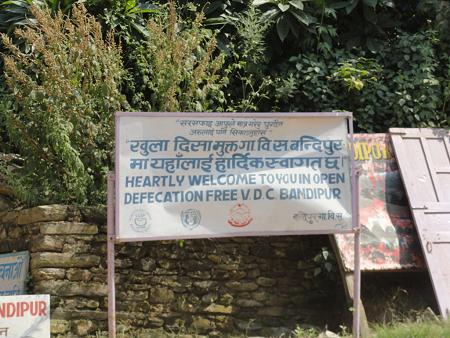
[
  {"xmin": 0, "ymin": 294, "xmax": 50, "ymax": 338},
  {"xmin": 116, "ymin": 113, "xmax": 353, "ymax": 241}
]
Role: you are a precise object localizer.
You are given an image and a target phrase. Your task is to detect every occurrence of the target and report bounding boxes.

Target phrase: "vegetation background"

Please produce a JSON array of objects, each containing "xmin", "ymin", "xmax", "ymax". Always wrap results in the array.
[{"xmin": 0, "ymin": 0, "xmax": 449, "ymax": 205}]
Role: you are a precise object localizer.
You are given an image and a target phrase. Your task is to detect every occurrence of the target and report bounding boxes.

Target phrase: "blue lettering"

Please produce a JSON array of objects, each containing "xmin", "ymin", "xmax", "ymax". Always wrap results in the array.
[
  {"xmin": 253, "ymin": 189, "xmax": 262, "ymax": 200},
  {"xmin": 266, "ymin": 188, "xmax": 275, "ymax": 200}
]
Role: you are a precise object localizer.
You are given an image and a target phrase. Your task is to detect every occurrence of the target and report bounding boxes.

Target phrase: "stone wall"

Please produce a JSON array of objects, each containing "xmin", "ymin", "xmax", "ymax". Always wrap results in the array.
[{"xmin": 0, "ymin": 203, "xmax": 345, "ymax": 337}]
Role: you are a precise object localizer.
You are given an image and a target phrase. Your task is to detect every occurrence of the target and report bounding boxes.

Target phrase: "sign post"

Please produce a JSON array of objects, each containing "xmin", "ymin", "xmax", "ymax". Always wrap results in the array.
[
  {"xmin": 353, "ymin": 171, "xmax": 361, "ymax": 338},
  {"xmin": 108, "ymin": 112, "xmax": 361, "ymax": 337},
  {"xmin": 107, "ymin": 172, "xmax": 116, "ymax": 337}
]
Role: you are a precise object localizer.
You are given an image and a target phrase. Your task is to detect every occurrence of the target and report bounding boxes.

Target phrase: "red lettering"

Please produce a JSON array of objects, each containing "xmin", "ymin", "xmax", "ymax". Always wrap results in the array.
[
  {"xmin": 30, "ymin": 301, "xmax": 38, "ymax": 316},
  {"xmin": 0, "ymin": 300, "xmax": 48, "ymax": 318},
  {"xmin": 7, "ymin": 303, "xmax": 15, "ymax": 317},
  {"xmin": 20, "ymin": 301, "xmax": 30, "ymax": 317},
  {"xmin": 38, "ymin": 301, "xmax": 47, "ymax": 316}
]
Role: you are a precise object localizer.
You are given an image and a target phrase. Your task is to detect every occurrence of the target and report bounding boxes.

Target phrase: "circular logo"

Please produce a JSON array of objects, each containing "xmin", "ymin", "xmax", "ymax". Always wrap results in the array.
[
  {"xmin": 129, "ymin": 209, "xmax": 151, "ymax": 232},
  {"xmin": 180, "ymin": 209, "xmax": 201, "ymax": 230},
  {"xmin": 228, "ymin": 203, "xmax": 253, "ymax": 227}
]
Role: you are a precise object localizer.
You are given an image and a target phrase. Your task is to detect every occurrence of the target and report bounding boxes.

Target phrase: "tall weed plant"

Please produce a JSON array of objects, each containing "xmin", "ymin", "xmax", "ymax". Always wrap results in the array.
[
  {"xmin": 224, "ymin": 6, "xmax": 274, "ymax": 112},
  {"xmin": 124, "ymin": 0, "xmax": 225, "ymax": 112},
  {"xmin": 1, "ymin": 4, "xmax": 126, "ymax": 205}
]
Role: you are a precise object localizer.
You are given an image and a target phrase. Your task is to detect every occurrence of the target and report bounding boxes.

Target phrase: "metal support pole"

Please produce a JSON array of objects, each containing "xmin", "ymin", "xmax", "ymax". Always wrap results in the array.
[
  {"xmin": 107, "ymin": 172, "xmax": 117, "ymax": 338},
  {"xmin": 352, "ymin": 170, "xmax": 361, "ymax": 338},
  {"xmin": 347, "ymin": 115, "xmax": 361, "ymax": 338}
]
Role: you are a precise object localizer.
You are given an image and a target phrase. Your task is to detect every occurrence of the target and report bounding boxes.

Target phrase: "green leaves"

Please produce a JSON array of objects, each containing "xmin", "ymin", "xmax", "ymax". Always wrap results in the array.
[
  {"xmin": 276, "ymin": 15, "xmax": 289, "ymax": 41},
  {"xmin": 289, "ymin": 0, "xmax": 304, "ymax": 10},
  {"xmin": 333, "ymin": 57, "xmax": 381, "ymax": 91},
  {"xmin": 254, "ymin": 0, "xmax": 314, "ymax": 41},
  {"xmin": 123, "ymin": 1, "xmax": 225, "ymax": 113},
  {"xmin": 0, "ymin": 0, "xmax": 84, "ymax": 34},
  {"xmin": 0, "ymin": 0, "xmax": 36, "ymax": 33},
  {"xmin": 101, "ymin": 0, "xmax": 159, "ymax": 42},
  {"xmin": 253, "ymin": 0, "xmax": 272, "ymax": 5},
  {"xmin": 1, "ymin": 0, "xmax": 449, "ymax": 206},
  {"xmin": 275, "ymin": 29, "xmax": 449, "ymax": 132},
  {"xmin": 1, "ymin": 4, "xmax": 126, "ymax": 205},
  {"xmin": 278, "ymin": 3, "xmax": 290, "ymax": 12}
]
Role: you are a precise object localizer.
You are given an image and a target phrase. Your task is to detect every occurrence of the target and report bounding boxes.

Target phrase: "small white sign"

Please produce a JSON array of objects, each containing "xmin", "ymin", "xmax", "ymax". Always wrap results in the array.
[
  {"xmin": 0, "ymin": 251, "xmax": 29, "ymax": 296},
  {"xmin": 0, "ymin": 294, "xmax": 50, "ymax": 338}
]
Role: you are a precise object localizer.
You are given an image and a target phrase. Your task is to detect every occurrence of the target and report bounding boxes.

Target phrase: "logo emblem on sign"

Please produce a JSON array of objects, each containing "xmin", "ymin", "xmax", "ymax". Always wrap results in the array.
[
  {"xmin": 180, "ymin": 209, "xmax": 201, "ymax": 230},
  {"xmin": 228, "ymin": 203, "xmax": 253, "ymax": 227},
  {"xmin": 129, "ymin": 209, "xmax": 151, "ymax": 232}
]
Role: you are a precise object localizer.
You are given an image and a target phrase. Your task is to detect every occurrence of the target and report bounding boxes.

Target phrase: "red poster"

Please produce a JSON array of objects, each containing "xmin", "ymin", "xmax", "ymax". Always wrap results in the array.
[{"xmin": 335, "ymin": 134, "xmax": 424, "ymax": 271}]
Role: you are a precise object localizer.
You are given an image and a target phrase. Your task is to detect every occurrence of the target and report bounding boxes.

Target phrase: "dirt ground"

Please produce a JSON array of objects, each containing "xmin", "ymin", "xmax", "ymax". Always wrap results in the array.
[{"xmin": 362, "ymin": 271, "xmax": 438, "ymax": 323}]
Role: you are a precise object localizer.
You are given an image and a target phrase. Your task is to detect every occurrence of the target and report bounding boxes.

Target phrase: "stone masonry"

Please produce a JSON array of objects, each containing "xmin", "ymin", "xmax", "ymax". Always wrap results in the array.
[{"xmin": 0, "ymin": 202, "xmax": 344, "ymax": 337}]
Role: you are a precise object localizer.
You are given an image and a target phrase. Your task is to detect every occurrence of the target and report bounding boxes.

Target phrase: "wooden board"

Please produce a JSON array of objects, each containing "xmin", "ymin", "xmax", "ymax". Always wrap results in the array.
[{"xmin": 390, "ymin": 128, "xmax": 450, "ymax": 318}]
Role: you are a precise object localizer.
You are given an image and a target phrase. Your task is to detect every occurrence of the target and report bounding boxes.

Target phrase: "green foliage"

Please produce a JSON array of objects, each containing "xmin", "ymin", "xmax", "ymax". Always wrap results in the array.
[
  {"xmin": 123, "ymin": 1, "xmax": 225, "ymax": 112},
  {"xmin": 1, "ymin": 4, "xmax": 126, "ymax": 205},
  {"xmin": 292, "ymin": 325, "xmax": 321, "ymax": 338},
  {"xmin": 275, "ymin": 29, "xmax": 450, "ymax": 131},
  {"xmin": 0, "ymin": 0, "xmax": 38, "ymax": 34},
  {"xmin": 333, "ymin": 57, "xmax": 381, "ymax": 91},
  {"xmin": 100, "ymin": 0, "xmax": 159, "ymax": 43},
  {"xmin": 0, "ymin": 0, "xmax": 77, "ymax": 33},
  {"xmin": 332, "ymin": 0, "xmax": 397, "ymax": 52},
  {"xmin": 0, "ymin": 0, "xmax": 449, "ymax": 205},
  {"xmin": 200, "ymin": 0, "xmax": 248, "ymax": 27},
  {"xmin": 254, "ymin": 0, "xmax": 316, "ymax": 42},
  {"xmin": 373, "ymin": 318, "xmax": 450, "ymax": 338},
  {"xmin": 221, "ymin": 6, "xmax": 274, "ymax": 112},
  {"xmin": 0, "ymin": 82, "xmax": 12, "ymax": 153},
  {"xmin": 232, "ymin": 6, "xmax": 270, "ymax": 66},
  {"xmin": 380, "ymin": 31, "xmax": 446, "ymax": 128}
]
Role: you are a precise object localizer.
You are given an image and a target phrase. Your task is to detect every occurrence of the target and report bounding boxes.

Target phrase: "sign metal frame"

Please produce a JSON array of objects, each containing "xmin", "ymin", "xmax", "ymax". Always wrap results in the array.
[{"xmin": 108, "ymin": 112, "xmax": 361, "ymax": 337}]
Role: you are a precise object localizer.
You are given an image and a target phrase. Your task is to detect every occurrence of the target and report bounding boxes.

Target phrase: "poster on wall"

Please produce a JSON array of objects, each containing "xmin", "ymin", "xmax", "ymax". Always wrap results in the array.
[
  {"xmin": 334, "ymin": 134, "xmax": 424, "ymax": 271},
  {"xmin": 0, "ymin": 251, "xmax": 29, "ymax": 296},
  {"xmin": 0, "ymin": 294, "xmax": 50, "ymax": 338},
  {"xmin": 115, "ymin": 112, "xmax": 355, "ymax": 241}
]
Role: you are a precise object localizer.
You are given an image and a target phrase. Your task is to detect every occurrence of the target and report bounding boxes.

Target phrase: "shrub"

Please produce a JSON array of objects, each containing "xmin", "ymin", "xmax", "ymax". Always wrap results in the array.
[
  {"xmin": 123, "ymin": 0, "xmax": 225, "ymax": 112},
  {"xmin": 1, "ymin": 4, "xmax": 126, "ymax": 205},
  {"xmin": 275, "ymin": 30, "xmax": 450, "ymax": 132},
  {"xmin": 222, "ymin": 6, "xmax": 274, "ymax": 112}
]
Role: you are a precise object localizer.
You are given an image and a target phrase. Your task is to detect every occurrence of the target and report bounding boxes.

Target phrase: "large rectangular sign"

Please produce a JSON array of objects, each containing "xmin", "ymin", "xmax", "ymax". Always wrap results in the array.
[
  {"xmin": 0, "ymin": 251, "xmax": 29, "ymax": 296},
  {"xmin": 0, "ymin": 294, "xmax": 50, "ymax": 338},
  {"xmin": 115, "ymin": 113, "xmax": 354, "ymax": 241}
]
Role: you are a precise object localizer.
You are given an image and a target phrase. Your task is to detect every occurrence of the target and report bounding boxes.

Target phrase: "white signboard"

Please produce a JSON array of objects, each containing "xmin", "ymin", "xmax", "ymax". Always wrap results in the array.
[
  {"xmin": 116, "ymin": 113, "xmax": 354, "ymax": 241},
  {"xmin": 0, "ymin": 294, "xmax": 50, "ymax": 338},
  {"xmin": 0, "ymin": 251, "xmax": 29, "ymax": 296}
]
